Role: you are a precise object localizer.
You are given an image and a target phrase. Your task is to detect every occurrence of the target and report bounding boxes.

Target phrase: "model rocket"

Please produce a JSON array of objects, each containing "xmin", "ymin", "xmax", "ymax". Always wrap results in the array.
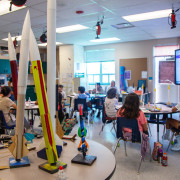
[
  {"xmin": 8, "ymin": 33, "xmax": 18, "ymax": 101},
  {"xmin": 72, "ymin": 104, "xmax": 96, "ymax": 166},
  {"xmin": 78, "ymin": 105, "xmax": 88, "ymax": 156},
  {"xmin": 9, "ymin": 11, "xmax": 30, "ymax": 161},
  {"xmin": 154, "ymin": 88, "xmax": 156, "ymax": 109},
  {"xmin": 167, "ymin": 85, "xmax": 171, "ymax": 105},
  {"xmin": 29, "ymin": 28, "xmax": 58, "ymax": 164}
]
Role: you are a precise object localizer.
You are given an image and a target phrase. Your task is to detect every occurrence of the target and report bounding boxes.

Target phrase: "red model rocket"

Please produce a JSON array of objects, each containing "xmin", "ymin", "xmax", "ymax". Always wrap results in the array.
[{"xmin": 8, "ymin": 33, "xmax": 18, "ymax": 100}]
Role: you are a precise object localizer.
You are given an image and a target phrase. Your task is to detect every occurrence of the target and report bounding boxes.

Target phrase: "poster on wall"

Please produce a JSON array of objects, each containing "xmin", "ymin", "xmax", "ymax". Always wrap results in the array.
[
  {"xmin": 74, "ymin": 62, "xmax": 85, "ymax": 78},
  {"xmin": 125, "ymin": 70, "xmax": 131, "ymax": 80},
  {"xmin": 141, "ymin": 71, "xmax": 147, "ymax": 79}
]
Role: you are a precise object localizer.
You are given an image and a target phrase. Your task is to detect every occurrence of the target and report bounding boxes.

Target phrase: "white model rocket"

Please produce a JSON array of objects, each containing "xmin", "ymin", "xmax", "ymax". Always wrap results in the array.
[
  {"xmin": 8, "ymin": 33, "xmax": 18, "ymax": 101},
  {"xmin": 9, "ymin": 11, "xmax": 31, "ymax": 160}
]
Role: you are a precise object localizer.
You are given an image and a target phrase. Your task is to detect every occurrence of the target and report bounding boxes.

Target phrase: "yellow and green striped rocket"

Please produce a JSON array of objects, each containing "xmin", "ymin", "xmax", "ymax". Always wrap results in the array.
[{"xmin": 29, "ymin": 29, "xmax": 58, "ymax": 164}]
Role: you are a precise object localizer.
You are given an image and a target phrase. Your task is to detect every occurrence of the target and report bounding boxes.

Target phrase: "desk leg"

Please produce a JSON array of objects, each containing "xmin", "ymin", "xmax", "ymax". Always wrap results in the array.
[
  {"xmin": 70, "ymin": 97, "xmax": 72, "ymax": 107},
  {"xmin": 157, "ymin": 114, "xmax": 159, "ymax": 142},
  {"xmin": 31, "ymin": 110, "xmax": 34, "ymax": 127},
  {"xmin": 28, "ymin": 110, "xmax": 30, "ymax": 121}
]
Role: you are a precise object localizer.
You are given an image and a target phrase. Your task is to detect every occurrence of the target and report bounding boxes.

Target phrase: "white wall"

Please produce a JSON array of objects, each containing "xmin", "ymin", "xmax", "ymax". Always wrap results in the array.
[
  {"xmin": 85, "ymin": 37, "xmax": 180, "ymax": 102},
  {"xmin": 0, "ymin": 55, "xmax": 9, "ymax": 59},
  {"xmin": 59, "ymin": 45, "xmax": 74, "ymax": 77},
  {"xmin": 73, "ymin": 45, "xmax": 86, "ymax": 88}
]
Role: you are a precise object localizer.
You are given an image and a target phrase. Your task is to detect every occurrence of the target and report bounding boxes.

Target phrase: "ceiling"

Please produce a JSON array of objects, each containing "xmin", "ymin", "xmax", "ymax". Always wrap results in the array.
[{"xmin": 0, "ymin": 0, "xmax": 180, "ymax": 47}]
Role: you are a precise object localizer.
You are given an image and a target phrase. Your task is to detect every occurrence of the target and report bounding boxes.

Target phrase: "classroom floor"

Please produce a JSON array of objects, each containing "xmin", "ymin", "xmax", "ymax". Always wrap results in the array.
[
  {"xmin": 1, "ymin": 111, "xmax": 180, "ymax": 180},
  {"xmin": 69, "ymin": 112, "xmax": 180, "ymax": 180}
]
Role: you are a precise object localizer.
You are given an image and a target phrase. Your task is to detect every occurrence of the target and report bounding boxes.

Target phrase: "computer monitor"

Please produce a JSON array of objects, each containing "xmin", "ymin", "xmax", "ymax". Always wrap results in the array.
[
  {"xmin": 0, "ymin": 79, "xmax": 5, "ymax": 85},
  {"xmin": 175, "ymin": 49, "xmax": 180, "ymax": 85}
]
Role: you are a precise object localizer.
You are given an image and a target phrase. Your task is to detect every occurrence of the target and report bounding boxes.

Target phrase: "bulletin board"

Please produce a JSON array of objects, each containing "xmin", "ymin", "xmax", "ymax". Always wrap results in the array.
[
  {"xmin": 159, "ymin": 61, "xmax": 175, "ymax": 83},
  {"xmin": 120, "ymin": 58, "xmax": 147, "ymax": 87}
]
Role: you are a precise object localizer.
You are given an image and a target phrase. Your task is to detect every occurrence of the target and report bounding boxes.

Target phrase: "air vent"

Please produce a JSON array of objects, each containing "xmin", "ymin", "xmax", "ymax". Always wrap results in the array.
[{"xmin": 111, "ymin": 23, "xmax": 134, "ymax": 29}]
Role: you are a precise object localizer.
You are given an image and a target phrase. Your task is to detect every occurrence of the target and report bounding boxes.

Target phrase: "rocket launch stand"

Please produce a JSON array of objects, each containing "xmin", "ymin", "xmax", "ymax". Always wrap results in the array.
[
  {"xmin": 9, "ymin": 156, "xmax": 30, "ymax": 168},
  {"xmin": 71, "ymin": 106, "xmax": 96, "ymax": 165},
  {"xmin": 39, "ymin": 161, "xmax": 67, "ymax": 174}
]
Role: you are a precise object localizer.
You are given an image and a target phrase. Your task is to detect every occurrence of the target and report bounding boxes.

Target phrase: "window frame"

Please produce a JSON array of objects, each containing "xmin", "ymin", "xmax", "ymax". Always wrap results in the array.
[{"xmin": 86, "ymin": 60, "xmax": 115, "ymax": 85}]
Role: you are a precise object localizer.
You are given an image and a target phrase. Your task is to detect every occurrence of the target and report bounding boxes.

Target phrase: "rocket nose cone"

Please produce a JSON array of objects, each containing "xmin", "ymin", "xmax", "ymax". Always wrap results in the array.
[
  {"xmin": 8, "ymin": 33, "xmax": 16, "ymax": 61},
  {"xmin": 29, "ymin": 28, "xmax": 41, "ymax": 61},
  {"xmin": 22, "ymin": 10, "xmax": 31, "ymax": 37},
  {"xmin": 8, "ymin": 33, "xmax": 11, "ymax": 40}
]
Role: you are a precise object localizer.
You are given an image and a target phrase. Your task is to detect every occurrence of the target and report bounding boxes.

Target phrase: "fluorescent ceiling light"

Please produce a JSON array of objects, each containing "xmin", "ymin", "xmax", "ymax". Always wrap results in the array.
[
  {"xmin": 2, "ymin": 35, "xmax": 21, "ymax": 41},
  {"xmin": 123, "ymin": 9, "xmax": 172, "ymax": 22},
  {"xmin": 90, "ymin": 37, "xmax": 120, "ymax": 43},
  {"xmin": 0, "ymin": 0, "xmax": 26, "ymax": 16},
  {"xmin": 56, "ymin": 24, "xmax": 88, "ymax": 33},
  {"xmin": 38, "ymin": 42, "xmax": 63, "ymax": 46}
]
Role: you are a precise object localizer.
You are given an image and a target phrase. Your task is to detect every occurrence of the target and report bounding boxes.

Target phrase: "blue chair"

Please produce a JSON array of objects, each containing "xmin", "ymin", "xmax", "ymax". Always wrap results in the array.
[
  {"xmin": 0, "ymin": 110, "xmax": 15, "ymax": 135},
  {"xmin": 74, "ymin": 98, "xmax": 91, "ymax": 125},
  {"xmin": 114, "ymin": 117, "xmax": 151, "ymax": 174}
]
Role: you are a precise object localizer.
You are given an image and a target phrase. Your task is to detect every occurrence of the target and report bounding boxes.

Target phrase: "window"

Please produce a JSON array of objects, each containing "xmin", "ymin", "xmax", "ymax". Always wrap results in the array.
[
  {"xmin": 86, "ymin": 61, "xmax": 115, "ymax": 85},
  {"xmin": 86, "ymin": 49, "xmax": 115, "ymax": 85}
]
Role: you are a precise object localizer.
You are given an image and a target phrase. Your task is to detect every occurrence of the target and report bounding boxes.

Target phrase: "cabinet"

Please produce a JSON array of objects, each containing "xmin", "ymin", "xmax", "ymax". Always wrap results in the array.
[
  {"xmin": 26, "ymin": 85, "xmax": 37, "ymax": 101},
  {"xmin": 42, "ymin": 62, "xmax": 47, "ymax": 74},
  {"xmin": 0, "ymin": 59, "xmax": 11, "ymax": 74}
]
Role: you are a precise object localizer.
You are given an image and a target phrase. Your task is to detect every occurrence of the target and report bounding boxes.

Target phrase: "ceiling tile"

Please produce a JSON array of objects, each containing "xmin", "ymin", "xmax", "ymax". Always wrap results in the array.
[{"xmin": 0, "ymin": 7, "xmax": 46, "ymax": 23}]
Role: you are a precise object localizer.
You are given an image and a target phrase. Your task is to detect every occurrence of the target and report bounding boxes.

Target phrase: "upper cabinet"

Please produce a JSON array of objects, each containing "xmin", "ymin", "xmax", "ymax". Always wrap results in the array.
[{"xmin": 0, "ymin": 59, "xmax": 11, "ymax": 74}]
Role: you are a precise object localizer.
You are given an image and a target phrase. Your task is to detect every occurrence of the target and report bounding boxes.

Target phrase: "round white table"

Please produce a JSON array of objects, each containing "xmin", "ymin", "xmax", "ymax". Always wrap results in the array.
[{"xmin": 0, "ymin": 138, "xmax": 116, "ymax": 180}]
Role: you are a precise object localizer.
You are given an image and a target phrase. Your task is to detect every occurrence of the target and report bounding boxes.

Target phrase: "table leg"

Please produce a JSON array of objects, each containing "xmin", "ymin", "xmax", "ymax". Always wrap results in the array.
[{"xmin": 157, "ymin": 114, "xmax": 159, "ymax": 142}]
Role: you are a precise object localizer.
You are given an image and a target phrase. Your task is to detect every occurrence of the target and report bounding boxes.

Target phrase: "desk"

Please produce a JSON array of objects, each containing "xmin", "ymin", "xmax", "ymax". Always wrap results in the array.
[
  {"xmin": 67, "ymin": 94, "xmax": 106, "ymax": 107},
  {"xmin": 11, "ymin": 102, "xmax": 39, "ymax": 120},
  {"xmin": 116, "ymin": 104, "xmax": 179, "ymax": 142},
  {"xmin": 11, "ymin": 102, "xmax": 39, "ymax": 126},
  {"xmin": 89, "ymin": 94, "xmax": 106, "ymax": 99},
  {"xmin": 0, "ymin": 139, "xmax": 116, "ymax": 180},
  {"xmin": 25, "ymin": 104, "xmax": 39, "ymax": 126},
  {"xmin": 121, "ymin": 92, "xmax": 151, "ymax": 104},
  {"xmin": 67, "ymin": 95, "xmax": 75, "ymax": 107}
]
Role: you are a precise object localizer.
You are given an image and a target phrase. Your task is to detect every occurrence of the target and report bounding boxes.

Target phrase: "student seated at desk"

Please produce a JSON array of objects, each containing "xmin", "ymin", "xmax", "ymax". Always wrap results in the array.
[
  {"xmin": 117, "ymin": 93, "xmax": 148, "ymax": 135},
  {"xmin": 107, "ymin": 80, "xmax": 119, "ymax": 101},
  {"xmin": 0, "ymin": 86, "xmax": 30, "ymax": 129},
  {"xmin": 74, "ymin": 86, "xmax": 89, "ymax": 101},
  {"xmin": 105, "ymin": 88, "xmax": 118, "ymax": 118},
  {"xmin": 58, "ymin": 84, "xmax": 66, "ymax": 100},
  {"xmin": 162, "ymin": 103, "xmax": 180, "ymax": 151},
  {"xmin": 92, "ymin": 82, "xmax": 105, "ymax": 94}
]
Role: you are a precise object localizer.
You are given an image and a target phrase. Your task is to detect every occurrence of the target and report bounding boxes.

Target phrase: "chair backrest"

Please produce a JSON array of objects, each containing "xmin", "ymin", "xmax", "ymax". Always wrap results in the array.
[
  {"xmin": 0, "ymin": 110, "xmax": 5, "ymax": 133},
  {"xmin": 102, "ymin": 102, "xmax": 116, "ymax": 123},
  {"xmin": 74, "ymin": 98, "xmax": 88, "ymax": 112},
  {"xmin": 117, "ymin": 117, "xmax": 141, "ymax": 142},
  {"xmin": 0, "ymin": 110, "xmax": 15, "ymax": 129}
]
